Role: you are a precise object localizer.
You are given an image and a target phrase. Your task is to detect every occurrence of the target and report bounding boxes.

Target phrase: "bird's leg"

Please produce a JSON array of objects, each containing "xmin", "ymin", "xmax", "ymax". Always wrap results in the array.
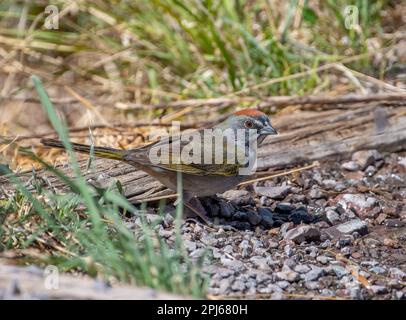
[
  {"xmin": 173, "ymin": 193, "xmax": 211, "ymax": 225},
  {"xmin": 180, "ymin": 193, "xmax": 212, "ymax": 225},
  {"xmin": 184, "ymin": 200, "xmax": 212, "ymax": 226}
]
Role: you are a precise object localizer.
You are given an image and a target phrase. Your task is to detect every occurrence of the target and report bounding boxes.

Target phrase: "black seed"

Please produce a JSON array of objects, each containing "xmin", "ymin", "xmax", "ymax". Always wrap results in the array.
[
  {"xmin": 289, "ymin": 207, "xmax": 313, "ymax": 224},
  {"xmin": 258, "ymin": 207, "xmax": 274, "ymax": 228},
  {"xmin": 218, "ymin": 201, "xmax": 235, "ymax": 218},
  {"xmin": 229, "ymin": 221, "xmax": 252, "ymax": 230},
  {"xmin": 274, "ymin": 203, "xmax": 295, "ymax": 215},
  {"xmin": 247, "ymin": 210, "xmax": 262, "ymax": 226},
  {"xmin": 233, "ymin": 211, "xmax": 249, "ymax": 221}
]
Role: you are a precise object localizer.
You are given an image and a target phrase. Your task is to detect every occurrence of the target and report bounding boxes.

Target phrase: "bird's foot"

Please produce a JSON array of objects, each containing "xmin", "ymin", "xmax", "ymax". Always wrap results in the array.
[
  {"xmin": 211, "ymin": 224, "xmax": 238, "ymax": 232},
  {"xmin": 184, "ymin": 198, "xmax": 212, "ymax": 226}
]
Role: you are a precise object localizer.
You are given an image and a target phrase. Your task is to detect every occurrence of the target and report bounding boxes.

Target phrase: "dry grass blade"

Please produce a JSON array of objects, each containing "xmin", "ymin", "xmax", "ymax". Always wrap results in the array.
[
  {"xmin": 63, "ymin": 86, "xmax": 111, "ymax": 127},
  {"xmin": 320, "ymin": 248, "xmax": 406, "ymax": 289},
  {"xmin": 340, "ymin": 66, "xmax": 406, "ymax": 93},
  {"xmin": 114, "ymin": 92, "xmax": 406, "ymax": 111},
  {"xmin": 207, "ymin": 292, "xmax": 349, "ymax": 300},
  {"xmin": 1, "ymin": 0, "xmax": 404, "ymax": 300},
  {"xmin": 228, "ymin": 43, "xmax": 402, "ymax": 96},
  {"xmin": 135, "ymin": 163, "xmax": 319, "ymax": 203},
  {"xmin": 238, "ymin": 162, "xmax": 319, "ymax": 186},
  {"xmin": 35, "ymin": 237, "xmax": 77, "ymax": 257},
  {"xmin": 137, "ymin": 193, "xmax": 178, "ymax": 203},
  {"xmin": 0, "ymin": 35, "xmax": 77, "ymax": 52},
  {"xmin": 0, "ymin": 136, "xmax": 18, "ymax": 153},
  {"xmin": 258, "ymin": 92, "xmax": 406, "ymax": 108},
  {"xmin": 348, "ymin": 266, "xmax": 371, "ymax": 288}
]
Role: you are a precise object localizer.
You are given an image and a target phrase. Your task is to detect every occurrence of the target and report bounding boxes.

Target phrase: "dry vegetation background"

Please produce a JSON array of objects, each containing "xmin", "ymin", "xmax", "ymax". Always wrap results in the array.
[
  {"xmin": 0, "ymin": 0, "xmax": 404, "ymax": 169},
  {"xmin": 0, "ymin": 0, "xmax": 405, "ymax": 299}
]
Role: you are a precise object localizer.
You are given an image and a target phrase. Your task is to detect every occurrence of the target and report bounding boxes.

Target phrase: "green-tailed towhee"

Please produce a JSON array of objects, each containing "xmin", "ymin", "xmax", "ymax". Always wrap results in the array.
[{"xmin": 42, "ymin": 109, "xmax": 277, "ymax": 221}]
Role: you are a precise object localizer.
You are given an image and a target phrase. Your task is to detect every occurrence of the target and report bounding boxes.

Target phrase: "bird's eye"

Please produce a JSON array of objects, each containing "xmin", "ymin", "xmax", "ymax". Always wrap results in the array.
[{"xmin": 244, "ymin": 120, "xmax": 254, "ymax": 129}]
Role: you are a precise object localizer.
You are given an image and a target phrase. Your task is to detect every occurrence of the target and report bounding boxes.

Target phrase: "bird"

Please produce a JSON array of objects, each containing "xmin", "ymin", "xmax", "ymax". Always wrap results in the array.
[{"xmin": 41, "ymin": 109, "xmax": 278, "ymax": 222}]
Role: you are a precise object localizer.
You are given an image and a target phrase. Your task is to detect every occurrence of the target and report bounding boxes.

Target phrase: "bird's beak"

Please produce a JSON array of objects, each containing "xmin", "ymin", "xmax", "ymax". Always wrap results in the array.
[{"xmin": 260, "ymin": 124, "xmax": 278, "ymax": 135}]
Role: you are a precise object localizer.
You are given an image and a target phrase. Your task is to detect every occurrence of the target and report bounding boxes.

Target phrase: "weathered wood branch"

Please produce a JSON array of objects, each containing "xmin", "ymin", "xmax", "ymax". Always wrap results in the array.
[
  {"xmin": 114, "ymin": 92, "xmax": 406, "ymax": 110},
  {"xmin": 6, "ymin": 94, "xmax": 405, "ymax": 143},
  {"xmin": 258, "ymin": 122, "xmax": 406, "ymax": 169},
  {"xmin": 0, "ymin": 264, "xmax": 186, "ymax": 300},
  {"xmin": 258, "ymin": 92, "xmax": 406, "ymax": 108},
  {"xmin": 1, "ymin": 104, "xmax": 405, "ymax": 203}
]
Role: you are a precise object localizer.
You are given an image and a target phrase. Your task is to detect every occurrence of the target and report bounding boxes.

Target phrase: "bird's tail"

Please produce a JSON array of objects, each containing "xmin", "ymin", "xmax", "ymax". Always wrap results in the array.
[{"xmin": 41, "ymin": 139, "xmax": 126, "ymax": 161}]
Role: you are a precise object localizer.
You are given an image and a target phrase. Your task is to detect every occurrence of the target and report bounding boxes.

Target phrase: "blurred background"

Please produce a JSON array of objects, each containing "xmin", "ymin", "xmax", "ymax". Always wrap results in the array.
[
  {"xmin": 0, "ymin": 0, "xmax": 406, "ymax": 300},
  {"xmin": 0, "ymin": 0, "xmax": 404, "ymax": 168}
]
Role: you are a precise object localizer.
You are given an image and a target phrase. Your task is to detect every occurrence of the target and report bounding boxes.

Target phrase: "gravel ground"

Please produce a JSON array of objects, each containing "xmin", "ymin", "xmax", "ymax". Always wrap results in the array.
[{"xmin": 132, "ymin": 149, "xmax": 406, "ymax": 300}]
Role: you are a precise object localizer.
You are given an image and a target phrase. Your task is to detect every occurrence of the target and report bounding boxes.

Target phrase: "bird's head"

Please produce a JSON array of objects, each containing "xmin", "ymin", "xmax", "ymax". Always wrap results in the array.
[{"xmin": 216, "ymin": 108, "xmax": 278, "ymax": 144}]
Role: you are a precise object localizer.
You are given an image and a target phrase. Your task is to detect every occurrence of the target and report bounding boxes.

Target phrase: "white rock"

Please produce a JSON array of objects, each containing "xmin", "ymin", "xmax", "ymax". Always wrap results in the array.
[
  {"xmin": 326, "ymin": 219, "xmax": 368, "ymax": 238},
  {"xmin": 331, "ymin": 265, "xmax": 349, "ymax": 279},
  {"xmin": 305, "ymin": 281, "xmax": 321, "ymax": 290},
  {"xmin": 336, "ymin": 219, "xmax": 368, "ymax": 234},
  {"xmin": 275, "ymin": 268, "xmax": 300, "ymax": 282},
  {"xmin": 304, "ymin": 266, "xmax": 325, "ymax": 282},
  {"xmin": 341, "ymin": 161, "xmax": 360, "ymax": 171},
  {"xmin": 335, "ymin": 193, "xmax": 378, "ymax": 218},
  {"xmin": 221, "ymin": 190, "xmax": 252, "ymax": 205},
  {"xmin": 352, "ymin": 149, "xmax": 382, "ymax": 170},
  {"xmin": 294, "ymin": 264, "xmax": 311, "ymax": 274},
  {"xmin": 398, "ymin": 156, "xmax": 406, "ymax": 170},
  {"xmin": 255, "ymin": 185, "xmax": 291, "ymax": 200},
  {"xmin": 326, "ymin": 209, "xmax": 340, "ymax": 225},
  {"xmin": 284, "ymin": 225, "xmax": 321, "ymax": 244},
  {"xmin": 221, "ymin": 258, "xmax": 245, "ymax": 272},
  {"xmin": 322, "ymin": 179, "xmax": 337, "ymax": 189},
  {"xmin": 389, "ymin": 267, "xmax": 406, "ymax": 281}
]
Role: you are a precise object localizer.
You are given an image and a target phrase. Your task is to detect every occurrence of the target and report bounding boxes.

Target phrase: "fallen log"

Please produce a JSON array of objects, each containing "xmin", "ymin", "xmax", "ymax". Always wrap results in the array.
[
  {"xmin": 1, "ymin": 104, "xmax": 405, "ymax": 203},
  {"xmin": 0, "ymin": 264, "xmax": 186, "ymax": 300},
  {"xmin": 258, "ymin": 121, "xmax": 406, "ymax": 169},
  {"xmin": 111, "ymin": 92, "xmax": 406, "ymax": 110}
]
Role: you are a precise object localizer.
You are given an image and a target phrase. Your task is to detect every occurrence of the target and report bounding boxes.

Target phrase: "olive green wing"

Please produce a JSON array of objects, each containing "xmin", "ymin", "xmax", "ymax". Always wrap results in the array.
[{"xmin": 145, "ymin": 134, "xmax": 247, "ymax": 176}]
